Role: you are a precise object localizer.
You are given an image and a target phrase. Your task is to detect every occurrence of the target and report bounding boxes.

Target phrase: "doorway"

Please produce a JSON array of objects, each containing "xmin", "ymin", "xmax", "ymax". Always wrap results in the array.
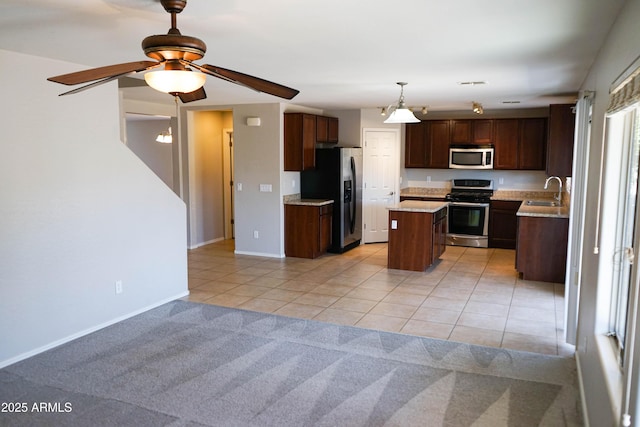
[
  {"xmin": 362, "ymin": 128, "xmax": 400, "ymax": 243},
  {"xmin": 185, "ymin": 110, "xmax": 234, "ymax": 248}
]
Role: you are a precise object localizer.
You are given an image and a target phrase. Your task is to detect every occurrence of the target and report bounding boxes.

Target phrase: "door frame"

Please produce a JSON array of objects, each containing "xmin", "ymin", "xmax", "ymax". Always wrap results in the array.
[
  {"xmin": 222, "ymin": 128, "xmax": 234, "ymax": 239},
  {"xmin": 362, "ymin": 127, "xmax": 400, "ymax": 244},
  {"xmin": 565, "ymin": 92, "xmax": 593, "ymax": 344}
]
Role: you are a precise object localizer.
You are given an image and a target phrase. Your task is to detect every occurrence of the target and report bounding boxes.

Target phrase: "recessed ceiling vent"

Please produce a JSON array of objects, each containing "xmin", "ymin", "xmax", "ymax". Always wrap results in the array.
[{"xmin": 458, "ymin": 81, "xmax": 487, "ymax": 86}]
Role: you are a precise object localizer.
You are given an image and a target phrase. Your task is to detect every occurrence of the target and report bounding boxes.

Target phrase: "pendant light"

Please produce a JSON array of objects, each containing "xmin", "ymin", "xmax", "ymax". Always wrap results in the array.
[
  {"xmin": 384, "ymin": 82, "xmax": 420, "ymax": 124},
  {"xmin": 155, "ymin": 127, "xmax": 172, "ymax": 143}
]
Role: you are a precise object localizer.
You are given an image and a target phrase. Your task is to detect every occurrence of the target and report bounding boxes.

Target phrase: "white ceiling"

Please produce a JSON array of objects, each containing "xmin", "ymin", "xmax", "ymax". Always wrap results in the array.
[{"xmin": 0, "ymin": 0, "xmax": 626, "ymax": 112}]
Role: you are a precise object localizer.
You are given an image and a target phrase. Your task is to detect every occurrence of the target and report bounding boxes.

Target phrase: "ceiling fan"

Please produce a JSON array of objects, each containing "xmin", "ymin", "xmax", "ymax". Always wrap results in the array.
[{"xmin": 47, "ymin": 0, "xmax": 299, "ymax": 103}]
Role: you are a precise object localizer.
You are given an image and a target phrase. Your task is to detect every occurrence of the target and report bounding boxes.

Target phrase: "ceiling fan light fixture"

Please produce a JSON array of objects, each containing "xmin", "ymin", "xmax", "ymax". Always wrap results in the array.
[
  {"xmin": 144, "ymin": 69, "xmax": 206, "ymax": 94},
  {"xmin": 383, "ymin": 82, "xmax": 420, "ymax": 124}
]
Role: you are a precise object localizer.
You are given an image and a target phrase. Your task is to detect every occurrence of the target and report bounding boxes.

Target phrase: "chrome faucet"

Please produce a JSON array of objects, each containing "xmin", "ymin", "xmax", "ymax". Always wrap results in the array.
[{"xmin": 544, "ymin": 176, "xmax": 563, "ymax": 204}]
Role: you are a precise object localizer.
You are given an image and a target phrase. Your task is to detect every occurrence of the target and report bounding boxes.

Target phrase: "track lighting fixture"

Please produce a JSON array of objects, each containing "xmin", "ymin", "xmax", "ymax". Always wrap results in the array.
[
  {"xmin": 383, "ymin": 82, "xmax": 420, "ymax": 124},
  {"xmin": 472, "ymin": 102, "xmax": 484, "ymax": 115}
]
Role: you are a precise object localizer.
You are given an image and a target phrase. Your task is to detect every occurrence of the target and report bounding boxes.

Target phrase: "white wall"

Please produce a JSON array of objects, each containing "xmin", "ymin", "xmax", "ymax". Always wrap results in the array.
[
  {"xmin": 232, "ymin": 103, "xmax": 286, "ymax": 257},
  {"xmin": 0, "ymin": 50, "xmax": 188, "ymax": 367},
  {"xmin": 574, "ymin": 0, "xmax": 640, "ymax": 424},
  {"xmin": 126, "ymin": 118, "xmax": 174, "ymax": 189}
]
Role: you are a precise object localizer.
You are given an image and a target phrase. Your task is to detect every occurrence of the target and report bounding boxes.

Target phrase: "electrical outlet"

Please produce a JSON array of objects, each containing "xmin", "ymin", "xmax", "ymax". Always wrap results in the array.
[
  {"xmin": 115, "ymin": 280, "xmax": 123, "ymax": 295},
  {"xmin": 237, "ymin": 183, "xmax": 243, "ymax": 191},
  {"xmin": 499, "ymin": 177, "xmax": 504, "ymax": 184},
  {"xmin": 253, "ymin": 230, "xmax": 259, "ymax": 239}
]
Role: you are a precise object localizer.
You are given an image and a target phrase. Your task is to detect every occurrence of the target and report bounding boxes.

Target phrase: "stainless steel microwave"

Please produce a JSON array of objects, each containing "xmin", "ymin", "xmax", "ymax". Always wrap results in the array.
[{"xmin": 449, "ymin": 144, "xmax": 494, "ymax": 169}]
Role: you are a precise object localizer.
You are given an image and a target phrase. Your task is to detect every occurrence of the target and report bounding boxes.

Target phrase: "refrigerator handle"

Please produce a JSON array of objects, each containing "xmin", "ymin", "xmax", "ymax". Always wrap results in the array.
[{"xmin": 350, "ymin": 156, "xmax": 356, "ymax": 234}]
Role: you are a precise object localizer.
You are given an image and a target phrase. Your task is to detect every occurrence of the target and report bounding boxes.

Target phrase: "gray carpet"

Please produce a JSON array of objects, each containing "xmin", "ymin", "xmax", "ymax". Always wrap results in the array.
[{"xmin": 0, "ymin": 300, "xmax": 582, "ymax": 426}]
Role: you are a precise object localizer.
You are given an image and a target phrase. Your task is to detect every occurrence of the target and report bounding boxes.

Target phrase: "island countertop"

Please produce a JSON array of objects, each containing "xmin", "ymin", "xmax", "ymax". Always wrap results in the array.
[
  {"xmin": 387, "ymin": 200, "xmax": 449, "ymax": 213},
  {"xmin": 284, "ymin": 198, "xmax": 334, "ymax": 207}
]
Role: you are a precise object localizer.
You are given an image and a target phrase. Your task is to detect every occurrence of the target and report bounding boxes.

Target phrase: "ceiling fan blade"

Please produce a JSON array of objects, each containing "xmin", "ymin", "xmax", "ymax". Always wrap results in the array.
[
  {"xmin": 178, "ymin": 87, "xmax": 207, "ymax": 103},
  {"xmin": 48, "ymin": 61, "xmax": 159, "ymax": 85},
  {"xmin": 197, "ymin": 63, "xmax": 299, "ymax": 100}
]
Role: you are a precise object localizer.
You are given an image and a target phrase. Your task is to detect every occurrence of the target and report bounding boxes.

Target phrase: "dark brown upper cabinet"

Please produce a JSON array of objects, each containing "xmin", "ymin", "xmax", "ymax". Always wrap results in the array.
[
  {"xmin": 546, "ymin": 104, "xmax": 576, "ymax": 177},
  {"xmin": 518, "ymin": 118, "xmax": 547, "ymax": 170},
  {"xmin": 493, "ymin": 118, "xmax": 546, "ymax": 170},
  {"xmin": 284, "ymin": 113, "xmax": 316, "ymax": 171},
  {"xmin": 316, "ymin": 115, "xmax": 339, "ymax": 144},
  {"xmin": 450, "ymin": 119, "xmax": 494, "ymax": 144},
  {"xmin": 405, "ymin": 120, "xmax": 450, "ymax": 168},
  {"xmin": 493, "ymin": 119, "xmax": 520, "ymax": 170}
]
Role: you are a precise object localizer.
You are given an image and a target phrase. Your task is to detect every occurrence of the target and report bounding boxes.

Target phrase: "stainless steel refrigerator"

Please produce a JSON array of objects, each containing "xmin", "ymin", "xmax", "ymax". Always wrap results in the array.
[{"xmin": 301, "ymin": 147, "xmax": 362, "ymax": 253}]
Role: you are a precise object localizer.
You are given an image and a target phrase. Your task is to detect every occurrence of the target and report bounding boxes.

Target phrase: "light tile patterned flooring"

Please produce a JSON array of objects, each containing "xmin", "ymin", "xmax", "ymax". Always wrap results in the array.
[{"xmin": 184, "ymin": 240, "xmax": 575, "ymax": 357}]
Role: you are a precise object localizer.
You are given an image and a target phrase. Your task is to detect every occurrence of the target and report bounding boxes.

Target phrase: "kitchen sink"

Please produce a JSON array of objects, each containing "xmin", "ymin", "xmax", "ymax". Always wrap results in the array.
[{"xmin": 526, "ymin": 200, "xmax": 560, "ymax": 207}]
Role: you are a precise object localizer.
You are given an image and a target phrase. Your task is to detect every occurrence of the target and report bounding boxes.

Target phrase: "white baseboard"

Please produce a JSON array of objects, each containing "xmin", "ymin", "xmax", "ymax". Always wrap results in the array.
[
  {"xmin": 234, "ymin": 249, "xmax": 284, "ymax": 258},
  {"xmin": 0, "ymin": 291, "xmax": 189, "ymax": 369},
  {"xmin": 189, "ymin": 237, "xmax": 225, "ymax": 250}
]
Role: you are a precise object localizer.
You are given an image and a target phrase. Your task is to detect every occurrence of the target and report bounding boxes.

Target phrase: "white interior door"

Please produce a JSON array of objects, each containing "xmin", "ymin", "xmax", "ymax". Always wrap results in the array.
[{"xmin": 363, "ymin": 128, "xmax": 400, "ymax": 243}]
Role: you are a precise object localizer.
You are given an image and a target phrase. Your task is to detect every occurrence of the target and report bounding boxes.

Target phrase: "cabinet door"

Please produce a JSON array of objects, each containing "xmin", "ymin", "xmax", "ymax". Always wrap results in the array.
[
  {"xmin": 302, "ymin": 114, "xmax": 316, "ymax": 170},
  {"xmin": 518, "ymin": 118, "xmax": 546, "ymax": 170},
  {"xmin": 473, "ymin": 120, "xmax": 494, "ymax": 143},
  {"xmin": 327, "ymin": 117, "xmax": 339, "ymax": 143},
  {"xmin": 428, "ymin": 120, "xmax": 451, "ymax": 168},
  {"xmin": 493, "ymin": 119, "xmax": 519, "ymax": 170},
  {"xmin": 451, "ymin": 120, "xmax": 472, "ymax": 144},
  {"xmin": 405, "ymin": 122, "xmax": 428, "ymax": 168},
  {"xmin": 320, "ymin": 205, "xmax": 333, "ymax": 252},
  {"xmin": 284, "ymin": 113, "xmax": 316, "ymax": 171},
  {"xmin": 547, "ymin": 104, "xmax": 575, "ymax": 177},
  {"xmin": 432, "ymin": 216, "xmax": 446, "ymax": 262},
  {"xmin": 316, "ymin": 116, "xmax": 328, "ymax": 142},
  {"xmin": 488, "ymin": 200, "xmax": 521, "ymax": 248}
]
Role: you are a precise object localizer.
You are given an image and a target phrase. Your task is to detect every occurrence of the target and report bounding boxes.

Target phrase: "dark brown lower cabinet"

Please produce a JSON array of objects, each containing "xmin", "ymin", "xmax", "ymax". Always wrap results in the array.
[
  {"xmin": 488, "ymin": 200, "xmax": 522, "ymax": 249},
  {"xmin": 285, "ymin": 203, "xmax": 332, "ymax": 259},
  {"xmin": 387, "ymin": 207, "xmax": 447, "ymax": 272},
  {"xmin": 516, "ymin": 216, "xmax": 569, "ymax": 283}
]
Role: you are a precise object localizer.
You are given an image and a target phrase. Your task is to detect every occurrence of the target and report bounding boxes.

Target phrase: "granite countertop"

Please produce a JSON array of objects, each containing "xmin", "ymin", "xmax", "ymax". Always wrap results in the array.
[
  {"xmin": 516, "ymin": 200, "xmax": 570, "ymax": 218},
  {"xmin": 387, "ymin": 200, "xmax": 449, "ymax": 213},
  {"xmin": 284, "ymin": 198, "xmax": 334, "ymax": 207}
]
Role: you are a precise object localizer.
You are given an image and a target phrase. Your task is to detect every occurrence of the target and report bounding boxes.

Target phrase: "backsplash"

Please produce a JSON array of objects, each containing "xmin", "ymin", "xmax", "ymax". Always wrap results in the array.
[{"xmin": 402, "ymin": 168, "xmax": 552, "ymax": 191}]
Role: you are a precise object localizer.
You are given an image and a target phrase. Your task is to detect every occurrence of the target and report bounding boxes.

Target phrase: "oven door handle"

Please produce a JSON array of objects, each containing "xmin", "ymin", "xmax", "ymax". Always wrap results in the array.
[{"xmin": 450, "ymin": 202, "xmax": 490, "ymax": 208}]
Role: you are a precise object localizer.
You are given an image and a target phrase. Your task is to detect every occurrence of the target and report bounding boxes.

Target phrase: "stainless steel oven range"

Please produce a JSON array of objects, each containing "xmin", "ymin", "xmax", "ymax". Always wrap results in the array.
[{"xmin": 445, "ymin": 179, "xmax": 494, "ymax": 248}]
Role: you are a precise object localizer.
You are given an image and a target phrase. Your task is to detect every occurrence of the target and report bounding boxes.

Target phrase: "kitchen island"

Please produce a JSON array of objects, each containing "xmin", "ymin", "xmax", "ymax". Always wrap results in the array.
[{"xmin": 387, "ymin": 200, "xmax": 449, "ymax": 271}]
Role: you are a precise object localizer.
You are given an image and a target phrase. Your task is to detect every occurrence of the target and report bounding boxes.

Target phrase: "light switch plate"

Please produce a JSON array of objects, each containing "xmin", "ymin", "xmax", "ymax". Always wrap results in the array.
[
  {"xmin": 391, "ymin": 220, "xmax": 398, "ymax": 229},
  {"xmin": 259, "ymin": 184, "xmax": 272, "ymax": 192}
]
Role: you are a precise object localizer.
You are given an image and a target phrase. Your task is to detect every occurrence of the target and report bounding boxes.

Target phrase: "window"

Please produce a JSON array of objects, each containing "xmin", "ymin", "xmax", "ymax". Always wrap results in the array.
[{"xmin": 608, "ymin": 106, "xmax": 640, "ymax": 365}]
